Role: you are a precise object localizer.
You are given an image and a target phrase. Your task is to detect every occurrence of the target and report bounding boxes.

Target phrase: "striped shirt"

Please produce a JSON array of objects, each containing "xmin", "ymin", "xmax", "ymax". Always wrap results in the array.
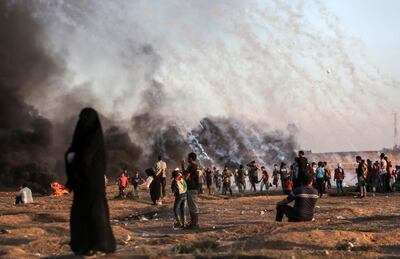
[{"xmin": 287, "ymin": 186, "xmax": 319, "ymax": 221}]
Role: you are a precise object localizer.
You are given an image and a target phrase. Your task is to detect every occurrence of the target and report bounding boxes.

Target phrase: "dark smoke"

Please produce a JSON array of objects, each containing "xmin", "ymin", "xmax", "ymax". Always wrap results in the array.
[
  {"xmin": 0, "ymin": 1, "xmax": 61, "ymax": 193},
  {"xmin": 0, "ymin": 1, "xmax": 145, "ymax": 192},
  {"xmin": 104, "ymin": 126, "xmax": 143, "ymax": 174}
]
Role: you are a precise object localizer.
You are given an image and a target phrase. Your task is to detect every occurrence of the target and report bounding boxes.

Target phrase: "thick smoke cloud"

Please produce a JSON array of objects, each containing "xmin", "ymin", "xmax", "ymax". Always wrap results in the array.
[
  {"xmin": 0, "ymin": 1, "xmax": 61, "ymax": 193},
  {"xmin": 0, "ymin": 1, "xmax": 146, "ymax": 190},
  {"xmin": 1, "ymin": 0, "xmax": 398, "ymax": 191},
  {"xmin": 192, "ymin": 118, "xmax": 298, "ymax": 168}
]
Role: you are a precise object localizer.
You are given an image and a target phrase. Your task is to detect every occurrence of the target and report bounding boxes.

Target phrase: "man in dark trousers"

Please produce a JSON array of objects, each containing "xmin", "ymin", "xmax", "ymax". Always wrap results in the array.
[
  {"xmin": 155, "ymin": 155, "xmax": 167, "ymax": 199},
  {"xmin": 276, "ymin": 173, "xmax": 319, "ymax": 222},
  {"xmin": 182, "ymin": 152, "xmax": 200, "ymax": 229},
  {"xmin": 297, "ymin": 150, "xmax": 309, "ymax": 186}
]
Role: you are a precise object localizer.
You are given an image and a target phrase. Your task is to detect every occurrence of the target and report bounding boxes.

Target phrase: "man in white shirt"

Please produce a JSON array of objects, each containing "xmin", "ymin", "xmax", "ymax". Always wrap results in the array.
[
  {"xmin": 16, "ymin": 183, "xmax": 33, "ymax": 204},
  {"xmin": 155, "ymin": 155, "xmax": 167, "ymax": 198},
  {"xmin": 380, "ymin": 153, "xmax": 388, "ymax": 192}
]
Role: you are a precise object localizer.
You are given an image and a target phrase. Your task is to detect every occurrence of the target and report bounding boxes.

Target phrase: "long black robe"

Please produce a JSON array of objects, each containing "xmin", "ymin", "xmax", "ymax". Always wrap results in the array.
[
  {"xmin": 65, "ymin": 107, "xmax": 116, "ymax": 254},
  {"xmin": 145, "ymin": 168, "xmax": 161, "ymax": 204}
]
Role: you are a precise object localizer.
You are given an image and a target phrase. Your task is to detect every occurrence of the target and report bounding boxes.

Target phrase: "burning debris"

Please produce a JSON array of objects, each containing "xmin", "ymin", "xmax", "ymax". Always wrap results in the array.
[{"xmin": 50, "ymin": 182, "xmax": 69, "ymax": 196}]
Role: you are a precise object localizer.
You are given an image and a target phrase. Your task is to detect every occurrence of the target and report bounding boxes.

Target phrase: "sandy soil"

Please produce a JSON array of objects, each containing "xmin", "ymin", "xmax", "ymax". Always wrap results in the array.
[{"xmin": 0, "ymin": 186, "xmax": 400, "ymax": 259}]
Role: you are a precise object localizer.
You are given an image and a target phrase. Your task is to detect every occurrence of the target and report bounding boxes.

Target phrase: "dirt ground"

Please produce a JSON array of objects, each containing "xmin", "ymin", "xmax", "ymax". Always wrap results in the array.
[{"xmin": 0, "ymin": 186, "xmax": 400, "ymax": 258}]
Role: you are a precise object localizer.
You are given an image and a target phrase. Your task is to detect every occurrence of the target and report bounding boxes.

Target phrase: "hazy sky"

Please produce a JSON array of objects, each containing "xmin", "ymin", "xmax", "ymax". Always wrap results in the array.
[
  {"xmin": 323, "ymin": 0, "xmax": 400, "ymax": 80},
  {"xmin": 32, "ymin": 0, "xmax": 400, "ymax": 154}
]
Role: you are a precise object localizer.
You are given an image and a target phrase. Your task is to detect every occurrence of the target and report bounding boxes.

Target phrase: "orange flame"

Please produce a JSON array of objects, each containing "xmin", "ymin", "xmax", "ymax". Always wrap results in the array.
[{"xmin": 50, "ymin": 182, "xmax": 69, "ymax": 196}]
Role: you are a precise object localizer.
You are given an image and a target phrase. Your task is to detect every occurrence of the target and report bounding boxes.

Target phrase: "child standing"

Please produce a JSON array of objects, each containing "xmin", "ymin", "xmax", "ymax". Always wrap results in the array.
[
  {"xmin": 171, "ymin": 168, "xmax": 187, "ymax": 228},
  {"xmin": 131, "ymin": 171, "xmax": 144, "ymax": 199},
  {"xmin": 117, "ymin": 171, "xmax": 129, "ymax": 198}
]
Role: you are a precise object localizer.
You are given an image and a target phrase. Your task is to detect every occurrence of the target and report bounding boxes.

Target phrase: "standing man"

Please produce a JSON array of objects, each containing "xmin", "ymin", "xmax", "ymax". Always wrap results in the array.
[
  {"xmin": 356, "ymin": 156, "xmax": 368, "ymax": 198},
  {"xmin": 182, "ymin": 152, "xmax": 200, "ymax": 229},
  {"xmin": 222, "ymin": 167, "xmax": 233, "ymax": 196},
  {"xmin": 280, "ymin": 162, "xmax": 291, "ymax": 194},
  {"xmin": 247, "ymin": 161, "xmax": 260, "ymax": 192},
  {"xmin": 315, "ymin": 162, "xmax": 326, "ymax": 198},
  {"xmin": 260, "ymin": 166, "xmax": 270, "ymax": 193},
  {"xmin": 237, "ymin": 164, "xmax": 247, "ymax": 193},
  {"xmin": 272, "ymin": 164, "xmax": 280, "ymax": 188},
  {"xmin": 155, "ymin": 155, "xmax": 167, "ymax": 199},
  {"xmin": 292, "ymin": 157, "xmax": 300, "ymax": 188},
  {"xmin": 334, "ymin": 163, "xmax": 345, "ymax": 194},
  {"xmin": 205, "ymin": 167, "xmax": 213, "ymax": 194},
  {"xmin": 297, "ymin": 151, "xmax": 309, "ymax": 186},
  {"xmin": 324, "ymin": 162, "xmax": 332, "ymax": 190},
  {"xmin": 379, "ymin": 153, "xmax": 388, "ymax": 192}
]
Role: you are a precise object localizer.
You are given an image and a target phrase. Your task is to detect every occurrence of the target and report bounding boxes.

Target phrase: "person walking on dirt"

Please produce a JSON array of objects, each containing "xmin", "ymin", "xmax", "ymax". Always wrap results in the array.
[
  {"xmin": 292, "ymin": 157, "xmax": 300, "ymax": 188},
  {"xmin": 205, "ymin": 167, "xmax": 213, "ymax": 194},
  {"xmin": 237, "ymin": 164, "xmax": 247, "ymax": 192},
  {"xmin": 117, "ymin": 171, "xmax": 129, "ymax": 198},
  {"xmin": 182, "ymin": 152, "xmax": 201, "ymax": 229},
  {"xmin": 222, "ymin": 167, "xmax": 233, "ymax": 196},
  {"xmin": 155, "ymin": 155, "xmax": 167, "ymax": 199},
  {"xmin": 379, "ymin": 153, "xmax": 388, "ymax": 192},
  {"xmin": 315, "ymin": 162, "xmax": 326, "ymax": 198},
  {"xmin": 324, "ymin": 162, "xmax": 332, "ymax": 190},
  {"xmin": 131, "ymin": 171, "xmax": 144, "ymax": 199},
  {"xmin": 260, "ymin": 166, "xmax": 270, "ymax": 193},
  {"xmin": 356, "ymin": 156, "xmax": 368, "ymax": 198},
  {"xmin": 213, "ymin": 167, "xmax": 222, "ymax": 193},
  {"xmin": 247, "ymin": 161, "xmax": 260, "ymax": 192},
  {"xmin": 280, "ymin": 162, "xmax": 292, "ymax": 194},
  {"xmin": 298, "ymin": 150, "xmax": 309, "ymax": 185},
  {"xmin": 276, "ymin": 173, "xmax": 318, "ymax": 222},
  {"xmin": 272, "ymin": 164, "xmax": 280, "ymax": 188},
  {"xmin": 171, "ymin": 168, "xmax": 187, "ymax": 228},
  {"xmin": 334, "ymin": 163, "xmax": 345, "ymax": 194}
]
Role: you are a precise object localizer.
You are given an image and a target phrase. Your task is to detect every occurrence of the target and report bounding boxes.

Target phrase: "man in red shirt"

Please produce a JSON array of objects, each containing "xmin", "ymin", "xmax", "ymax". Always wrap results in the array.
[{"xmin": 117, "ymin": 171, "xmax": 129, "ymax": 198}]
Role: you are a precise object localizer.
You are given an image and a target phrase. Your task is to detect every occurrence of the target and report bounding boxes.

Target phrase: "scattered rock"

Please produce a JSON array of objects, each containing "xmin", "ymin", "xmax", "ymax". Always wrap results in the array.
[
  {"xmin": 260, "ymin": 211, "xmax": 265, "ymax": 215},
  {"xmin": 0, "ymin": 229, "xmax": 11, "ymax": 234},
  {"xmin": 140, "ymin": 216, "xmax": 149, "ymax": 221},
  {"xmin": 240, "ymin": 210, "xmax": 245, "ymax": 215},
  {"xmin": 336, "ymin": 241, "xmax": 354, "ymax": 251},
  {"xmin": 336, "ymin": 216, "xmax": 346, "ymax": 220}
]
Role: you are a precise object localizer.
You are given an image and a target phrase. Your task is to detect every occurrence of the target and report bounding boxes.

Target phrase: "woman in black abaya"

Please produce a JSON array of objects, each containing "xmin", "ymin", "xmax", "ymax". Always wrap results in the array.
[
  {"xmin": 65, "ymin": 107, "xmax": 116, "ymax": 256},
  {"xmin": 145, "ymin": 168, "xmax": 161, "ymax": 205}
]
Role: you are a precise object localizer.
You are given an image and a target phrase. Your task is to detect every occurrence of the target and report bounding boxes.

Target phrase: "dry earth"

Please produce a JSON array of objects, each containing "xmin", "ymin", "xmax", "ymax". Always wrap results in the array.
[{"xmin": 0, "ymin": 186, "xmax": 400, "ymax": 258}]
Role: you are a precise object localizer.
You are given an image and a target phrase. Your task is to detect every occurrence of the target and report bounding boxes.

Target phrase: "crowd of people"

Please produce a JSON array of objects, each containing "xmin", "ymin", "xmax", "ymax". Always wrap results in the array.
[{"xmin": 110, "ymin": 150, "xmax": 400, "ymax": 227}]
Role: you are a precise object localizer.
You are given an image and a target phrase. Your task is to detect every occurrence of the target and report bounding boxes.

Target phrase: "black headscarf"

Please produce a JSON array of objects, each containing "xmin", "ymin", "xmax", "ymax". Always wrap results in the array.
[{"xmin": 66, "ymin": 107, "xmax": 106, "ymax": 194}]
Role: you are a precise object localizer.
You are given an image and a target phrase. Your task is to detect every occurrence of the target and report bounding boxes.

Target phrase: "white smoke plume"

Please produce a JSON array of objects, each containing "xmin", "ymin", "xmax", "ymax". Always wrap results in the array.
[
  {"xmin": 28, "ymin": 0, "xmax": 398, "ymax": 154},
  {"xmin": 2, "ymin": 0, "xmax": 399, "ymax": 186}
]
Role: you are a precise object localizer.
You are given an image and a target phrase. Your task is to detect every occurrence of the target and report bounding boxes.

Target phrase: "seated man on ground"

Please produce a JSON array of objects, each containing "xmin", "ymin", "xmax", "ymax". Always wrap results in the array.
[
  {"xmin": 276, "ymin": 173, "xmax": 318, "ymax": 222},
  {"xmin": 15, "ymin": 183, "xmax": 33, "ymax": 205}
]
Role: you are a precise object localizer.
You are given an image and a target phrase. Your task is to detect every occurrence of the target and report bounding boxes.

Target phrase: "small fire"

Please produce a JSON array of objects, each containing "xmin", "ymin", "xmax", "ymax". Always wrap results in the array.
[{"xmin": 50, "ymin": 182, "xmax": 69, "ymax": 196}]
